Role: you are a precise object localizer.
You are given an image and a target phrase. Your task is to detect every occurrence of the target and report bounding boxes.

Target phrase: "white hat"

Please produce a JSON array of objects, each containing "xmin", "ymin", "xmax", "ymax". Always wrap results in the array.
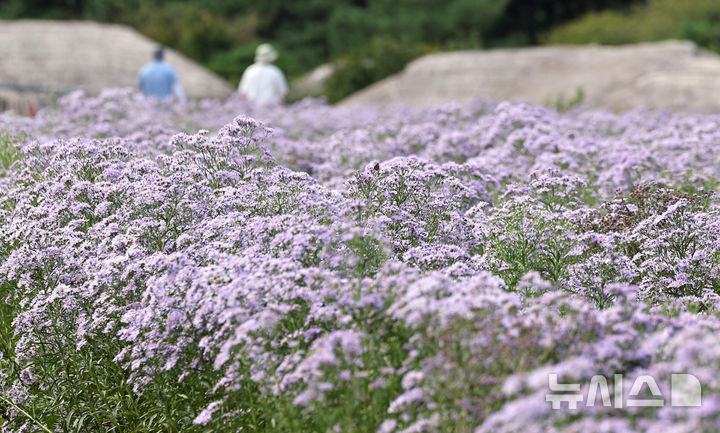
[{"xmin": 255, "ymin": 43, "xmax": 278, "ymax": 63}]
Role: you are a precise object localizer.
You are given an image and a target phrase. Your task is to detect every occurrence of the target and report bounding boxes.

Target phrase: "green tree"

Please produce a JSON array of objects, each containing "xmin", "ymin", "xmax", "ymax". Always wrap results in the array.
[{"xmin": 546, "ymin": 0, "xmax": 720, "ymax": 52}]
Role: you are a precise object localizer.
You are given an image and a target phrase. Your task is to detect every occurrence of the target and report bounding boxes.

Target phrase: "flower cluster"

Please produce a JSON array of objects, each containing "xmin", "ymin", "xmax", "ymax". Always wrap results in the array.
[{"xmin": 1, "ymin": 90, "xmax": 720, "ymax": 432}]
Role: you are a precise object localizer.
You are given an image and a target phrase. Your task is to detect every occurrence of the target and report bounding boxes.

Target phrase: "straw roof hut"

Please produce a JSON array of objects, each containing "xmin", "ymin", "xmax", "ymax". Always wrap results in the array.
[
  {"xmin": 341, "ymin": 40, "xmax": 720, "ymax": 112},
  {"xmin": 0, "ymin": 20, "xmax": 233, "ymax": 112}
]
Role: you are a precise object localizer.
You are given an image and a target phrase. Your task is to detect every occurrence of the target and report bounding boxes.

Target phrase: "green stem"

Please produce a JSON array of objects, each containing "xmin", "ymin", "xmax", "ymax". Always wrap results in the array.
[{"xmin": 0, "ymin": 393, "xmax": 53, "ymax": 433}]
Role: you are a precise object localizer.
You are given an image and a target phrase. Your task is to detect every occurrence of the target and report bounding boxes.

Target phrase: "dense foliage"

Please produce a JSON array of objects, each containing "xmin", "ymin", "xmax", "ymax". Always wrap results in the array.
[
  {"xmin": 1, "ymin": 90, "xmax": 720, "ymax": 432},
  {"xmin": 1, "ymin": 0, "xmax": 641, "ymax": 97},
  {"xmin": 547, "ymin": 0, "xmax": 720, "ymax": 52}
]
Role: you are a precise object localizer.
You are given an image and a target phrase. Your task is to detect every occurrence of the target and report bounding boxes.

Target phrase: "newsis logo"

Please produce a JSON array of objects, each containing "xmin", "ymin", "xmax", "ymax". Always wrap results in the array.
[{"xmin": 546, "ymin": 373, "xmax": 702, "ymax": 409}]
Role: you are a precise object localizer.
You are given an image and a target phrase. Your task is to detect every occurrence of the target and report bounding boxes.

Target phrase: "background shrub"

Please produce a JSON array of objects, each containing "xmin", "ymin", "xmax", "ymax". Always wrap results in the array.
[
  {"xmin": 546, "ymin": 0, "xmax": 720, "ymax": 51},
  {"xmin": 325, "ymin": 38, "xmax": 431, "ymax": 103}
]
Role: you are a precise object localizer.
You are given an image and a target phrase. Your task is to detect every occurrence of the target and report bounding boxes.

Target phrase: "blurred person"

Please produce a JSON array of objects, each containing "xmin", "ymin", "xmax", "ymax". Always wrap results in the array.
[
  {"xmin": 238, "ymin": 44, "xmax": 288, "ymax": 106},
  {"xmin": 138, "ymin": 46, "xmax": 186, "ymax": 102}
]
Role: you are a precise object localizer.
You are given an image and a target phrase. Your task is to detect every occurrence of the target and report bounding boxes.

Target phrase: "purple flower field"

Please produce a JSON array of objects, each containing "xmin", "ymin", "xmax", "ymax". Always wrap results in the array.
[{"xmin": 1, "ymin": 89, "xmax": 720, "ymax": 432}]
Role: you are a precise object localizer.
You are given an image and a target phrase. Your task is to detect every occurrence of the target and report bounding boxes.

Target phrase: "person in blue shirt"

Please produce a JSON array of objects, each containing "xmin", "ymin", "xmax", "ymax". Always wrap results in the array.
[{"xmin": 138, "ymin": 46, "xmax": 186, "ymax": 101}]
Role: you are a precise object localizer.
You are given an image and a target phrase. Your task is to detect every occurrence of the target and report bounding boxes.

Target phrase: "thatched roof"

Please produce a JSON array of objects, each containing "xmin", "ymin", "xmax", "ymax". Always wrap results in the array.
[
  {"xmin": 341, "ymin": 41, "xmax": 720, "ymax": 112},
  {"xmin": 0, "ymin": 20, "xmax": 233, "ymax": 110}
]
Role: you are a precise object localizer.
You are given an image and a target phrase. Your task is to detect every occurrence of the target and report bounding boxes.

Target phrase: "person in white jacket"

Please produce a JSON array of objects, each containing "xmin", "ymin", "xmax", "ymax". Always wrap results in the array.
[{"xmin": 238, "ymin": 44, "xmax": 288, "ymax": 106}]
